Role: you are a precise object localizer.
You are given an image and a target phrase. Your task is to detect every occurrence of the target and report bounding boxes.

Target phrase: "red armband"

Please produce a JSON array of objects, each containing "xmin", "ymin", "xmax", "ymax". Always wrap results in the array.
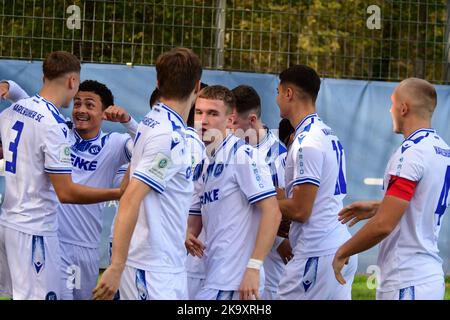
[{"xmin": 385, "ymin": 176, "xmax": 418, "ymax": 201}]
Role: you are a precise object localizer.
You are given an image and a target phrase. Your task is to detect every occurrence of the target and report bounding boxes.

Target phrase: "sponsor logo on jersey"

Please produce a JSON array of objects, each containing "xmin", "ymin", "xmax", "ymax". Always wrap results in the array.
[
  {"xmin": 71, "ymin": 154, "xmax": 98, "ymax": 171},
  {"xmin": 201, "ymin": 189, "xmax": 220, "ymax": 205}
]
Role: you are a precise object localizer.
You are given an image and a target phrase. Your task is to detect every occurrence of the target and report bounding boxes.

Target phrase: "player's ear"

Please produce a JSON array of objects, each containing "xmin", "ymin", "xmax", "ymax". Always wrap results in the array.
[
  {"xmin": 401, "ymin": 101, "xmax": 409, "ymax": 116},
  {"xmin": 286, "ymin": 87, "xmax": 294, "ymax": 101},
  {"xmin": 194, "ymin": 80, "xmax": 201, "ymax": 94}
]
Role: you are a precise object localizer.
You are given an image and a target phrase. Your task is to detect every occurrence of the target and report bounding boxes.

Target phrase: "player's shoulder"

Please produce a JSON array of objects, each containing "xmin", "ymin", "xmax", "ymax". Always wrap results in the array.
[{"xmin": 399, "ymin": 129, "xmax": 440, "ymax": 159}]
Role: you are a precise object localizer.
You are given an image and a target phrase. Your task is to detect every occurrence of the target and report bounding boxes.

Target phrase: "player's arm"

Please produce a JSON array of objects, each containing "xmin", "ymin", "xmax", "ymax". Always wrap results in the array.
[
  {"xmin": 333, "ymin": 195, "xmax": 409, "ymax": 284},
  {"xmin": 0, "ymin": 80, "xmax": 29, "ymax": 102},
  {"xmin": 93, "ymin": 178, "xmax": 150, "ymax": 300},
  {"xmin": 278, "ymin": 183, "xmax": 318, "ymax": 223},
  {"xmin": 277, "ymin": 144, "xmax": 322, "ymax": 223},
  {"xmin": 49, "ymin": 173, "xmax": 121, "ymax": 204},
  {"xmin": 240, "ymin": 196, "xmax": 281, "ymax": 300},
  {"xmin": 103, "ymin": 105, "xmax": 138, "ymax": 139}
]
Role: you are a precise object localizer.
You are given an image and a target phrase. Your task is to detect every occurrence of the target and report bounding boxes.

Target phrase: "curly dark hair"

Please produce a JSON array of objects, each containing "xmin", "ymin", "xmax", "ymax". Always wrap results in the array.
[{"xmin": 78, "ymin": 80, "xmax": 114, "ymax": 110}]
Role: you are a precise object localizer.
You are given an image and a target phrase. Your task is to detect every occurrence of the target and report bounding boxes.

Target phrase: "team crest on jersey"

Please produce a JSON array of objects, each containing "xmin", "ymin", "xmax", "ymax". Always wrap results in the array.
[
  {"xmin": 45, "ymin": 291, "xmax": 58, "ymax": 300},
  {"xmin": 32, "ymin": 235, "xmax": 45, "ymax": 275},
  {"xmin": 135, "ymin": 269, "xmax": 148, "ymax": 300},
  {"xmin": 88, "ymin": 144, "xmax": 102, "ymax": 155},
  {"xmin": 213, "ymin": 163, "xmax": 224, "ymax": 177},
  {"xmin": 302, "ymin": 257, "xmax": 318, "ymax": 293}
]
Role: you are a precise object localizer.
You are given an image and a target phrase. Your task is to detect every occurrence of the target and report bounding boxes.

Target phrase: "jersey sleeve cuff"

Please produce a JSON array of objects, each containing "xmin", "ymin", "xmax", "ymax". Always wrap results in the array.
[
  {"xmin": 189, "ymin": 209, "xmax": 202, "ymax": 216},
  {"xmin": 133, "ymin": 171, "xmax": 165, "ymax": 194},
  {"xmin": 292, "ymin": 177, "xmax": 320, "ymax": 187},
  {"xmin": 44, "ymin": 167, "xmax": 72, "ymax": 174},
  {"xmin": 248, "ymin": 189, "xmax": 277, "ymax": 204}
]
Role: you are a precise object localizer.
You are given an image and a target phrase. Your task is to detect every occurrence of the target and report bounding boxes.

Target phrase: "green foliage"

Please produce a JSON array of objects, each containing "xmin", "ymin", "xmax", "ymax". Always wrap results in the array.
[{"xmin": 0, "ymin": 0, "xmax": 448, "ymax": 82}]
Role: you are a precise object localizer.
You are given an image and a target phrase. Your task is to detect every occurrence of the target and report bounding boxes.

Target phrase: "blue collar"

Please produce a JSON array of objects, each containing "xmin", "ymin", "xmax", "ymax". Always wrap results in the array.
[
  {"xmin": 404, "ymin": 128, "xmax": 435, "ymax": 142},
  {"xmin": 211, "ymin": 133, "xmax": 234, "ymax": 158},
  {"xmin": 255, "ymin": 127, "xmax": 270, "ymax": 149},
  {"xmin": 156, "ymin": 102, "xmax": 187, "ymax": 129},
  {"xmin": 295, "ymin": 113, "xmax": 319, "ymax": 135},
  {"xmin": 35, "ymin": 94, "xmax": 62, "ymax": 116},
  {"xmin": 74, "ymin": 129, "xmax": 102, "ymax": 142}
]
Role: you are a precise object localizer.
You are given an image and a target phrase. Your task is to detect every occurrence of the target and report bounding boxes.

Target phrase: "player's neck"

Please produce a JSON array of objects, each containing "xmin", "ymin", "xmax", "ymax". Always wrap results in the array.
[
  {"xmin": 39, "ymin": 85, "xmax": 66, "ymax": 109},
  {"xmin": 290, "ymin": 106, "xmax": 317, "ymax": 130},
  {"xmin": 252, "ymin": 121, "xmax": 266, "ymax": 146},
  {"xmin": 75, "ymin": 128, "xmax": 100, "ymax": 140},
  {"xmin": 159, "ymin": 97, "xmax": 191, "ymax": 125},
  {"xmin": 401, "ymin": 119, "xmax": 432, "ymax": 139}
]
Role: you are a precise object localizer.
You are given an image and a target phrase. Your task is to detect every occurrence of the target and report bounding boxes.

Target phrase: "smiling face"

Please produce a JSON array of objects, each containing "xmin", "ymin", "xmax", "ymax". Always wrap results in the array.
[
  {"xmin": 72, "ymin": 91, "xmax": 104, "ymax": 137},
  {"xmin": 194, "ymin": 97, "xmax": 231, "ymax": 145}
]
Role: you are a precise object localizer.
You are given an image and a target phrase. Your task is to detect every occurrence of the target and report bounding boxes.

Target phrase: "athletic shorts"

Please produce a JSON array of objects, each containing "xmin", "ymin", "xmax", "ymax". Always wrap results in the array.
[
  {"xmin": 376, "ymin": 279, "xmax": 445, "ymax": 300},
  {"xmin": 119, "ymin": 265, "xmax": 188, "ymax": 300},
  {"xmin": 60, "ymin": 241, "xmax": 100, "ymax": 300},
  {"xmin": 0, "ymin": 225, "xmax": 62, "ymax": 300},
  {"xmin": 278, "ymin": 253, "xmax": 357, "ymax": 300}
]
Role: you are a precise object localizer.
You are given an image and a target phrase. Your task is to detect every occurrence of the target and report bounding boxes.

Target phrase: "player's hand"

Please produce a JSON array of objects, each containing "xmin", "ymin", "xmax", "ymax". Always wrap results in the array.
[
  {"xmin": 239, "ymin": 268, "xmax": 260, "ymax": 300},
  {"xmin": 103, "ymin": 105, "xmax": 131, "ymax": 123},
  {"xmin": 332, "ymin": 249, "xmax": 349, "ymax": 285},
  {"xmin": 277, "ymin": 219, "xmax": 291, "ymax": 238},
  {"xmin": 338, "ymin": 200, "xmax": 380, "ymax": 227},
  {"xmin": 276, "ymin": 239, "xmax": 293, "ymax": 264},
  {"xmin": 0, "ymin": 81, "xmax": 10, "ymax": 100},
  {"xmin": 92, "ymin": 264, "xmax": 123, "ymax": 300},
  {"xmin": 185, "ymin": 233, "xmax": 205, "ymax": 258}
]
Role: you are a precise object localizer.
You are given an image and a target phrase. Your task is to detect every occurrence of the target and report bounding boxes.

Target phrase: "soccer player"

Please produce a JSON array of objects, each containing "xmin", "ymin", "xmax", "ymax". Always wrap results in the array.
[
  {"xmin": 276, "ymin": 65, "xmax": 357, "ymax": 300},
  {"xmin": 228, "ymin": 85, "xmax": 290, "ymax": 300},
  {"xmin": 185, "ymin": 83, "xmax": 208, "ymax": 300},
  {"xmin": 333, "ymin": 78, "xmax": 449, "ymax": 300},
  {"xmin": 187, "ymin": 85, "xmax": 281, "ymax": 300},
  {"xmin": 0, "ymin": 51, "xmax": 122, "ymax": 300},
  {"xmin": 93, "ymin": 47, "xmax": 202, "ymax": 300},
  {"xmin": 1, "ymin": 79, "xmax": 138, "ymax": 300}
]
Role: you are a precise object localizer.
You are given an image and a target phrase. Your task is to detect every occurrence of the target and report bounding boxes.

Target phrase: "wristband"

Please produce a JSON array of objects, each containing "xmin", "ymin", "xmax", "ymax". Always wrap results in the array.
[{"xmin": 247, "ymin": 258, "xmax": 263, "ymax": 270}]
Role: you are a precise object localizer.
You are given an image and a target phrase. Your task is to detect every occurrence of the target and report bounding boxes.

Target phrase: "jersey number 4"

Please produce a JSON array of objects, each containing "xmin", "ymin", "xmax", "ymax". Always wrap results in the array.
[
  {"xmin": 332, "ymin": 140, "xmax": 347, "ymax": 195},
  {"xmin": 435, "ymin": 165, "xmax": 450, "ymax": 226},
  {"xmin": 5, "ymin": 120, "xmax": 24, "ymax": 174}
]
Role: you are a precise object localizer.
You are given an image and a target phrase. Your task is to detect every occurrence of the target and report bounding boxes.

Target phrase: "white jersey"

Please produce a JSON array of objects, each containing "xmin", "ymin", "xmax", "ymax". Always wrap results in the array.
[
  {"xmin": 285, "ymin": 113, "xmax": 351, "ymax": 257},
  {"xmin": 378, "ymin": 128, "xmax": 450, "ymax": 292},
  {"xmin": 256, "ymin": 129, "xmax": 287, "ymax": 293},
  {"xmin": 126, "ymin": 102, "xmax": 193, "ymax": 273},
  {"xmin": 255, "ymin": 128, "xmax": 287, "ymax": 188},
  {"xmin": 190, "ymin": 134, "xmax": 276, "ymax": 290},
  {"xmin": 185, "ymin": 127, "xmax": 207, "ymax": 279},
  {"xmin": 58, "ymin": 130, "xmax": 132, "ymax": 248},
  {"xmin": 0, "ymin": 94, "xmax": 72, "ymax": 236}
]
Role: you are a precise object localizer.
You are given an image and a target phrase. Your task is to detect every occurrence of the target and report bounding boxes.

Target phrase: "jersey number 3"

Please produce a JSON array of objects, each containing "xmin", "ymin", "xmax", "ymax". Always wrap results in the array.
[
  {"xmin": 435, "ymin": 165, "xmax": 450, "ymax": 226},
  {"xmin": 5, "ymin": 120, "xmax": 24, "ymax": 174}
]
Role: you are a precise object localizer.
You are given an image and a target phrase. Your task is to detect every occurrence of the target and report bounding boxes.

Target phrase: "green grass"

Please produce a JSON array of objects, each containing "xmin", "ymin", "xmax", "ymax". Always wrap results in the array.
[{"xmin": 352, "ymin": 275, "xmax": 450, "ymax": 300}]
